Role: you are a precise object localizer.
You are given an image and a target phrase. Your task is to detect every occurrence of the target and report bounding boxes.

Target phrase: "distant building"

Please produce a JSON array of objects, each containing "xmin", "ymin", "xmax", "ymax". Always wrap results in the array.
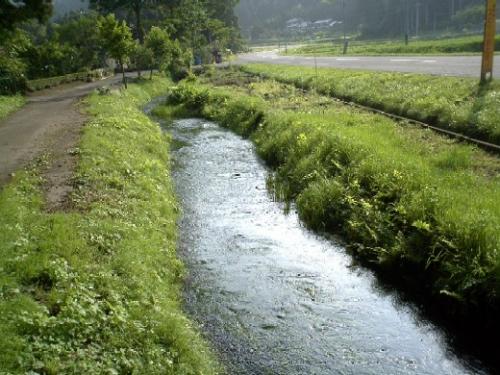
[
  {"xmin": 286, "ymin": 18, "xmax": 303, "ymax": 26},
  {"xmin": 286, "ymin": 18, "xmax": 341, "ymax": 32},
  {"xmin": 312, "ymin": 19, "xmax": 333, "ymax": 29}
]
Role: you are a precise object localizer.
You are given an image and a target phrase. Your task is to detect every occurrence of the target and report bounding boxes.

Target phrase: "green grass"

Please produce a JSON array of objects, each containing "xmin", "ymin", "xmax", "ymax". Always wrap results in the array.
[
  {"xmin": 0, "ymin": 78, "xmax": 220, "ymax": 374},
  {"xmin": 163, "ymin": 68, "xmax": 500, "ymax": 328},
  {"xmin": 241, "ymin": 63, "xmax": 500, "ymax": 146},
  {"xmin": 288, "ymin": 35, "xmax": 500, "ymax": 56},
  {"xmin": 0, "ymin": 95, "xmax": 25, "ymax": 120}
]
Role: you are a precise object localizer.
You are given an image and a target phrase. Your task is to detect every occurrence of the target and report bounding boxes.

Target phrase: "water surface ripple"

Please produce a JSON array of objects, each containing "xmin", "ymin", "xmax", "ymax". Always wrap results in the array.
[{"xmin": 167, "ymin": 118, "xmax": 485, "ymax": 375}]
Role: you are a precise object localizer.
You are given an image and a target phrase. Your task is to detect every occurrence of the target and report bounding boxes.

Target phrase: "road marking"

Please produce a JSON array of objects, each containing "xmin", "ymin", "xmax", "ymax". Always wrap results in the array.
[
  {"xmin": 390, "ymin": 59, "xmax": 416, "ymax": 62},
  {"xmin": 336, "ymin": 58, "xmax": 360, "ymax": 61},
  {"xmin": 423, "ymin": 60, "xmax": 437, "ymax": 63}
]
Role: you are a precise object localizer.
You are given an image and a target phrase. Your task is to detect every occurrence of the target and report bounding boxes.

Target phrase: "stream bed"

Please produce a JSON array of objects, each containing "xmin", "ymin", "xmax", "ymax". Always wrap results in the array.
[{"xmin": 164, "ymin": 117, "xmax": 487, "ymax": 374}]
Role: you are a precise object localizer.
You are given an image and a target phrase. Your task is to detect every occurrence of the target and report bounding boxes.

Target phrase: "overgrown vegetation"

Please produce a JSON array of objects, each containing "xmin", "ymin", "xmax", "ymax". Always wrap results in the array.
[
  {"xmin": 0, "ymin": 95, "xmax": 25, "ymax": 120},
  {"xmin": 288, "ymin": 35, "xmax": 500, "ymax": 56},
  {"xmin": 241, "ymin": 64, "xmax": 500, "ymax": 145},
  {"xmin": 162, "ymin": 68, "xmax": 500, "ymax": 335},
  {"xmin": 0, "ymin": 78, "xmax": 220, "ymax": 374}
]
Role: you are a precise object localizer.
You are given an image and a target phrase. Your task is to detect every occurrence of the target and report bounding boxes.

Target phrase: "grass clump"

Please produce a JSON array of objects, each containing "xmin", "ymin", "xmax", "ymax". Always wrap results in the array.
[
  {"xmin": 241, "ymin": 64, "xmax": 500, "ymax": 146},
  {"xmin": 288, "ymin": 35, "xmax": 500, "ymax": 56},
  {"xmin": 0, "ymin": 78, "xmax": 220, "ymax": 374},
  {"xmin": 163, "ymin": 68, "xmax": 500, "ymax": 334},
  {"xmin": 0, "ymin": 95, "xmax": 25, "ymax": 120}
]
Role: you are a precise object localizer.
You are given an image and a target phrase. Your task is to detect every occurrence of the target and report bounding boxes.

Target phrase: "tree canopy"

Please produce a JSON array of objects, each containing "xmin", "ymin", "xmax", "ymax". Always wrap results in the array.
[{"xmin": 0, "ymin": 0, "xmax": 53, "ymax": 32}]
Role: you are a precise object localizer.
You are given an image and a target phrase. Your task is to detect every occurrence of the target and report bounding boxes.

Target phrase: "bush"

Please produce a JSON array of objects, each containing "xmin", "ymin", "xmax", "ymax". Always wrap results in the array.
[{"xmin": 0, "ymin": 55, "xmax": 27, "ymax": 94}]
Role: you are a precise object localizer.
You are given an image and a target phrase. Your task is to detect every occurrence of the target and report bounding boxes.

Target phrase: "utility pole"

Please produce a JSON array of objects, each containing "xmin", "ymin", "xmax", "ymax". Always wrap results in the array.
[
  {"xmin": 342, "ymin": 0, "xmax": 349, "ymax": 54},
  {"xmin": 415, "ymin": 2, "xmax": 421, "ymax": 37},
  {"xmin": 481, "ymin": 0, "xmax": 497, "ymax": 82},
  {"xmin": 405, "ymin": 0, "xmax": 410, "ymax": 45}
]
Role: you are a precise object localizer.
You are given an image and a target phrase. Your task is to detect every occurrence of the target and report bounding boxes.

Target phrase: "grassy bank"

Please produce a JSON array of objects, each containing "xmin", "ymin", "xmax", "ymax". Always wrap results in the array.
[
  {"xmin": 162, "ymin": 68, "xmax": 500, "ymax": 341},
  {"xmin": 288, "ymin": 35, "xmax": 500, "ymax": 56},
  {"xmin": 241, "ymin": 64, "xmax": 500, "ymax": 146},
  {"xmin": 0, "ymin": 95, "xmax": 25, "ymax": 120},
  {"xmin": 0, "ymin": 78, "xmax": 219, "ymax": 374}
]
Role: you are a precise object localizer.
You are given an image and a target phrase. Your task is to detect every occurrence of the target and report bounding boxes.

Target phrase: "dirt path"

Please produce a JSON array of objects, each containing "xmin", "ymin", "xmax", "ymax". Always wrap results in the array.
[{"xmin": 0, "ymin": 74, "xmax": 126, "ymax": 205}]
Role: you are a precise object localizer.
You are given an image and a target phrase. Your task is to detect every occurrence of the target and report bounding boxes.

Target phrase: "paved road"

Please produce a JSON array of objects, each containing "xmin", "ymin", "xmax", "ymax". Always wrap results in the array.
[
  {"xmin": 0, "ymin": 74, "xmax": 127, "ymax": 186},
  {"xmin": 237, "ymin": 50, "xmax": 500, "ymax": 78}
]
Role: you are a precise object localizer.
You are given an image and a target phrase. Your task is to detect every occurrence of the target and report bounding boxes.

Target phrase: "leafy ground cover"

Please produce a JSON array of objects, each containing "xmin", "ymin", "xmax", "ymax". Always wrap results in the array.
[
  {"xmin": 0, "ymin": 78, "xmax": 220, "ymax": 374},
  {"xmin": 161, "ymin": 68, "xmax": 500, "ymax": 342},
  {"xmin": 241, "ymin": 64, "xmax": 500, "ymax": 146},
  {"xmin": 0, "ymin": 95, "xmax": 25, "ymax": 120},
  {"xmin": 288, "ymin": 35, "xmax": 500, "ymax": 56}
]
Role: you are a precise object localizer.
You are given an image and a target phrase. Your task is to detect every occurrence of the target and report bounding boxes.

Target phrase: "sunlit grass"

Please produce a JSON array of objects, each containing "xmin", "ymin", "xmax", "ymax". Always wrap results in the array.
[
  {"xmin": 288, "ymin": 35, "xmax": 500, "ymax": 56},
  {"xmin": 0, "ymin": 95, "xmax": 25, "ymax": 120},
  {"xmin": 162, "ymin": 68, "xmax": 500, "ymax": 322},
  {"xmin": 241, "ymin": 64, "xmax": 500, "ymax": 145},
  {"xmin": 0, "ymin": 78, "xmax": 220, "ymax": 374}
]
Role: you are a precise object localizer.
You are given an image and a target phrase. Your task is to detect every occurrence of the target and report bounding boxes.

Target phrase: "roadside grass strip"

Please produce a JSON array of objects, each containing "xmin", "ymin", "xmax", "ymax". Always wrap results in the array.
[
  {"xmin": 162, "ymin": 69, "xmax": 500, "ymax": 333},
  {"xmin": 0, "ymin": 78, "xmax": 219, "ymax": 374},
  {"xmin": 0, "ymin": 95, "xmax": 25, "ymax": 120},
  {"xmin": 241, "ymin": 64, "xmax": 500, "ymax": 146},
  {"xmin": 288, "ymin": 35, "xmax": 500, "ymax": 56}
]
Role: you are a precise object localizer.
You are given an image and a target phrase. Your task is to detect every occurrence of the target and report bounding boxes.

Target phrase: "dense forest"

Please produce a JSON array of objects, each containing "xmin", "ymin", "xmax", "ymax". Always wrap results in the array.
[
  {"xmin": 236, "ymin": 0, "xmax": 497, "ymax": 41},
  {"xmin": 0, "ymin": 0, "xmax": 241, "ymax": 93}
]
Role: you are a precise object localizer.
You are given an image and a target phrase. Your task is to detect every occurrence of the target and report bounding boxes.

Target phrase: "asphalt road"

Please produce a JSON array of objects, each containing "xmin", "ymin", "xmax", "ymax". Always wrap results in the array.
[{"xmin": 237, "ymin": 50, "xmax": 500, "ymax": 78}]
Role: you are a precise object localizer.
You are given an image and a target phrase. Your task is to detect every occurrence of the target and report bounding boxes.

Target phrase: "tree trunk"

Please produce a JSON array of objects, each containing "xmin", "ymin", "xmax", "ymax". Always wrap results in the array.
[
  {"xmin": 150, "ymin": 68, "xmax": 153, "ymax": 80},
  {"xmin": 121, "ymin": 60, "xmax": 127, "ymax": 89}
]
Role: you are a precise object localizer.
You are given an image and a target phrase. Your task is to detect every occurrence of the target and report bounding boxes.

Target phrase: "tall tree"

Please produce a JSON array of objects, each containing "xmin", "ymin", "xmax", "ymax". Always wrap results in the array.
[
  {"xmin": 0, "ymin": 0, "xmax": 53, "ymax": 32},
  {"xmin": 89, "ymin": 0, "xmax": 180, "ymax": 42},
  {"xmin": 97, "ymin": 14, "xmax": 134, "ymax": 87}
]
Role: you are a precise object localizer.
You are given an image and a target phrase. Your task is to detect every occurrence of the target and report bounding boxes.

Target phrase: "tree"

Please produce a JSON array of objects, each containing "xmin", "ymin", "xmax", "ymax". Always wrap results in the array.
[
  {"xmin": 0, "ymin": 29, "xmax": 31, "ymax": 93},
  {"xmin": 56, "ymin": 12, "xmax": 105, "ymax": 71},
  {"xmin": 0, "ymin": 0, "xmax": 53, "ymax": 32},
  {"xmin": 144, "ymin": 26, "xmax": 172, "ymax": 76},
  {"xmin": 97, "ymin": 14, "xmax": 134, "ymax": 88},
  {"xmin": 131, "ymin": 41, "xmax": 154, "ymax": 78},
  {"xmin": 89, "ymin": 0, "xmax": 180, "ymax": 43}
]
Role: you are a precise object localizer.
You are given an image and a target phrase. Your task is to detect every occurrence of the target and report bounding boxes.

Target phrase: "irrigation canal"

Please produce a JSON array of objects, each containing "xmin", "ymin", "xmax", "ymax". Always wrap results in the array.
[{"xmin": 147, "ymin": 104, "xmax": 489, "ymax": 374}]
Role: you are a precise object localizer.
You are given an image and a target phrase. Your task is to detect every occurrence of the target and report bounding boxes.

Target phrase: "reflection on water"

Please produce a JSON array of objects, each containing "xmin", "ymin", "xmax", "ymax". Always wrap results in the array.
[{"xmin": 167, "ymin": 118, "xmax": 486, "ymax": 375}]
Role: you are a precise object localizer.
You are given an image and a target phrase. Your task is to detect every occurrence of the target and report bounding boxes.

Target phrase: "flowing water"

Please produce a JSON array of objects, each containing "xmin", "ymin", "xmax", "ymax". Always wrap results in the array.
[{"xmin": 158, "ymin": 114, "xmax": 487, "ymax": 375}]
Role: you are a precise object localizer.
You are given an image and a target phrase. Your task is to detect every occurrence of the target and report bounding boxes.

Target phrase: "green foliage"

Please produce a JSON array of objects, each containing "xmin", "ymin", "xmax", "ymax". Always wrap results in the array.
[
  {"xmin": 0, "ymin": 78, "xmax": 220, "ymax": 373},
  {"xmin": 242, "ymin": 64, "xmax": 500, "ymax": 146},
  {"xmin": 55, "ymin": 11, "xmax": 105, "ymax": 71},
  {"xmin": 0, "ymin": 95, "xmax": 25, "ymax": 119},
  {"xmin": 450, "ymin": 5, "xmax": 486, "ymax": 31},
  {"xmin": 0, "ymin": 0, "xmax": 52, "ymax": 32},
  {"xmin": 163, "ymin": 68, "xmax": 500, "ymax": 324},
  {"xmin": 0, "ymin": 30, "xmax": 31, "ymax": 94},
  {"xmin": 97, "ymin": 14, "xmax": 135, "ymax": 65},
  {"xmin": 24, "ymin": 41, "xmax": 79, "ymax": 79},
  {"xmin": 132, "ymin": 42, "xmax": 154, "ymax": 70},
  {"xmin": 145, "ymin": 27, "xmax": 192, "ymax": 81},
  {"xmin": 289, "ymin": 35, "xmax": 500, "ymax": 56},
  {"xmin": 145, "ymin": 26, "xmax": 173, "ymax": 69}
]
